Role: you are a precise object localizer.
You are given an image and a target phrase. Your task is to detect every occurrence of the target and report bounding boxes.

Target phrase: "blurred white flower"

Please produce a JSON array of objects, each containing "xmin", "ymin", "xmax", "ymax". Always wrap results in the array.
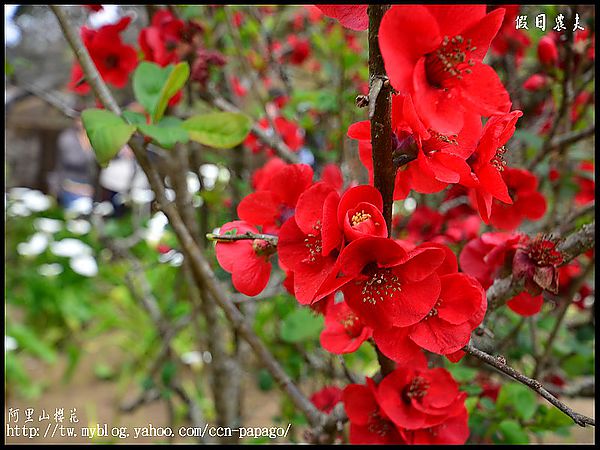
[
  {"xmin": 50, "ymin": 238, "xmax": 93, "ymax": 258},
  {"xmin": 17, "ymin": 233, "xmax": 49, "ymax": 257},
  {"xmin": 67, "ymin": 219, "xmax": 92, "ymax": 235},
  {"xmin": 131, "ymin": 188, "xmax": 155, "ymax": 204},
  {"xmin": 7, "ymin": 202, "xmax": 31, "ymax": 217},
  {"xmin": 165, "ymin": 188, "xmax": 176, "ymax": 201},
  {"xmin": 186, "ymin": 172, "xmax": 201, "ymax": 194},
  {"xmin": 93, "ymin": 201, "xmax": 114, "ymax": 217},
  {"xmin": 66, "ymin": 197, "xmax": 93, "ymax": 216},
  {"xmin": 5, "ymin": 335, "xmax": 18, "ymax": 352},
  {"xmin": 200, "ymin": 164, "xmax": 219, "ymax": 190},
  {"xmin": 218, "ymin": 167, "xmax": 231, "ymax": 185},
  {"xmin": 403, "ymin": 197, "xmax": 417, "ymax": 213},
  {"xmin": 70, "ymin": 254, "xmax": 98, "ymax": 277},
  {"xmin": 145, "ymin": 212, "xmax": 168, "ymax": 245},
  {"xmin": 181, "ymin": 351, "xmax": 203, "ymax": 366},
  {"xmin": 22, "ymin": 189, "xmax": 52, "ymax": 212},
  {"xmin": 169, "ymin": 252, "xmax": 184, "ymax": 267},
  {"xmin": 34, "ymin": 217, "xmax": 63, "ymax": 234},
  {"xmin": 38, "ymin": 263, "xmax": 64, "ymax": 277},
  {"xmin": 7, "ymin": 187, "xmax": 31, "ymax": 201}
]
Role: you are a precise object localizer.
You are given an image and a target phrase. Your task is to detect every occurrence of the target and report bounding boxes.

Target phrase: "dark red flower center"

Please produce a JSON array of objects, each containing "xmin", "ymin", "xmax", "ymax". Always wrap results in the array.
[
  {"xmin": 302, "ymin": 220, "xmax": 323, "ymax": 264},
  {"xmin": 425, "ymin": 35, "xmax": 477, "ymax": 88},
  {"xmin": 356, "ymin": 265, "xmax": 402, "ymax": 305},
  {"xmin": 526, "ymin": 236, "xmax": 563, "ymax": 267},
  {"xmin": 104, "ymin": 54, "xmax": 119, "ymax": 69},
  {"xmin": 491, "ymin": 145, "xmax": 508, "ymax": 172},
  {"xmin": 367, "ymin": 410, "xmax": 393, "ymax": 436},
  {"xmin": 252, "ymin": 239, "xmax": 277, "ymax": 259},
  {"xmin": 401, "ymin": 376, "xmax": 430, "ymax": 403},
  {"xmin": 423, "ymin": 298, "xmax": 443, "ymax": 320},
  {"xmin": 340, "ymin": 312, "xmax": 364, "ymax": 338}
]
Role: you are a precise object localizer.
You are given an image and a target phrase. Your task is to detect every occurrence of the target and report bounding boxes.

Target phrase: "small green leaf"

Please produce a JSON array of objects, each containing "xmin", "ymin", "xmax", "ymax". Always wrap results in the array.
[
  {"xmin": 81, "ymin": 109, "xmax": 135, "ymax": 167},
  {"xmin": 122, "ymin": 110, "xmax": 147, "ymax": 126},
  {"xmin": 496, "ymin": 419, "xmax": 529, "ymax": 444},
  {"xmin": 133, "ymin": 61, "xmax": 189, "ymax": 123},
  {"xmin": 153, "ymin": 62, "xmax": 189, "ymax": 122},
  {"xmin": 182, "ymin": 112, "xmax": 252, "ymax": 149},
  {"xmin": 280, "ymin": 308, "xmax": 323, "ymax": 343},
  {"xmin": 138, "ymin": 117, "xmax": 189, "ymax": 149},
  {"xmin": 496, "ymin": 383, "xmax": 537, "ymax": 421}
]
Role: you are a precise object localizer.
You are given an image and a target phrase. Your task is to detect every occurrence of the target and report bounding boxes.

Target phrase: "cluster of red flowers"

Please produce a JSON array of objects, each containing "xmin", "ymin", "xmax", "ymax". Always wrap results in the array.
[
  {"xmin": 344, "ymin": 362, "xmax": 469, "ymax": 444},
  {"xmin": 70, "ymin": 7, "xmax": 225, "ymax": 97}
]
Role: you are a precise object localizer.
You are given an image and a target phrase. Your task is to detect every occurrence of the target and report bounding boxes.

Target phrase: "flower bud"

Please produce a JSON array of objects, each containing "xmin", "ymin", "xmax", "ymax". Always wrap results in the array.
[
  {"xmin": 523, "ymin": 73, "xmax": 547, "ymax": 91},
  {"xmin": 537, "ymin": 36, "xmax": 559, "ymax": 66}
]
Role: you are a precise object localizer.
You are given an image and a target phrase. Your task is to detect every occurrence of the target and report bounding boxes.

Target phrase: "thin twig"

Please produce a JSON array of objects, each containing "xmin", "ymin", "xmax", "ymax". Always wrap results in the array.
[
  {"xmin": 207, "ymin": 231, "xmax": 278, "ymax": 246},
  {"xmin": 463, "ymin": 343, "xmax": 595, "ymax": 427}
]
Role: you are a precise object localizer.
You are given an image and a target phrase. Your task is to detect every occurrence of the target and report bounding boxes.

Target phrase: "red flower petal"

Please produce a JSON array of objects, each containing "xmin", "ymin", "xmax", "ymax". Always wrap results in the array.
[{"xmin": 317, "ymin": 5, "xmax": 369, "ymax": 31}]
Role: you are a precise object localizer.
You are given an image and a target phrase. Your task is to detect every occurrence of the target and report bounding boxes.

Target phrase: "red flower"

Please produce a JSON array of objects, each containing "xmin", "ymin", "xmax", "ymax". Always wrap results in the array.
[
  {"xmin": 406, "ymin": 206, "xmax": 444, "ymax": 242},
  {"xmin": 400, "ymin": 408, "xmax": 470, "ymax": 445},
  {"xmin": 348, "ymin": 93, "xmax": 481, "ymax": 200},
  {"xmin": 238, "ymin": 163, "xmax": 313, "ymax": 233},
  {"xmin": 320, "ymin": 300, "xmax": 372, "ymax": 354},
  {"xmin": 244, "ymin": 116, "xmax": 304, "ymax": 155},
  {"xmin": 377, "ymin": 365, "xmax": 467, "ymax": 434},
  {"xmin": 507, "ymin": 291, "xmax": 544, "ymax": 316},
  {"xmin": 523, "ymin": 74, "xmax": 548, "ymax": 91},
  {"xmin": 512, "ymin": 235, "xmax": 563, "ymax": 296},
  {"xmin": 334, "ymin": 185, "xmax": 387, "ymax": 243},
  {"xmin": 574, "ymin": 161, "xmax": 595, "ymax": 205},
  {"xmin": 374, "ymin": 244, "xmax": 486, "ymax": 359},
  {"xmin": 286, "ymin": 35, "xmax": 311, "ymax": 65},
  {"xmin": 190, "ymin": 47, "xmax": 227, "ymax": 88},
  {"xmin": 343, "ymin": 379, "xmax": 405, "ymax": 444},
  {"xmin": 459, "ymin": 231, "xmax": 521, "ymax": 289},
  {"xmin": 319, "ymin": 237, "xmax": 445, "ymax": 330},
  {"xmin": 278, "ymin": 182, "xmax": 341, "ymax": 304},
  {"xmin": 538, "ymin": 35, "xmax": 559, "ymax": 67},
  {"xmin": 320, "ymin": 163, "xmax": 344, "ymax": 192},
  {"xmin": 379, "ymin": 5, "xmax": 511, "ymax": 134},
  {"xmin": 310, "ymin": 386, "xmax": 343, "ymax": 414},
  {"xmin": 466, "ymin": 111, "xmax": 522, "ymax": 223},
  {"xmin": 69, "ymin": 17, "xmax": 138, "ymax": 94},
  {"xmin": 488, "ymin": 167, "xmax": 546, "ymax": 230},
  {"xmin": 316, "ymin": 5, "xmax": 369, "ymax": 31},
  {"xmin": 215, "ymin": 221, "xmax": 274, "ymax": 296},
  {"xmin": 139, "ymin": 9, "xmax": 186, "ymax": 66}
]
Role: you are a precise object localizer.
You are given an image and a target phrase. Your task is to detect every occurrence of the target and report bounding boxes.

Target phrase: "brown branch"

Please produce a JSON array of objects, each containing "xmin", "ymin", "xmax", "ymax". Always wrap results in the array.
[
  {"xmin": 367, "ymin": 4, "xmax": 397, "ymax": 379},
  {"xmin": 463, "ymin": 343, "xmax": 595, "ymax": 427},
  {"xmin": 51, "ymin": 4, "xmax": 324, "ymax": 429},
  {"xmin": 206, "ymin": 231, "xmax": 278, "ymax": 246}
]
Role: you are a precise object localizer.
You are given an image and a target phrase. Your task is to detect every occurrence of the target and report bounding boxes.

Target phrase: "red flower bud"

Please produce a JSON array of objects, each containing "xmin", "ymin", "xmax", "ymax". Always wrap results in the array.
[
  {"xmin": 538, "ymin": 36, "xmax": 559, "ymax": 66},
  {"xmin": 523, "ymin": 73, "xmax": 547, "ymax": 91}
]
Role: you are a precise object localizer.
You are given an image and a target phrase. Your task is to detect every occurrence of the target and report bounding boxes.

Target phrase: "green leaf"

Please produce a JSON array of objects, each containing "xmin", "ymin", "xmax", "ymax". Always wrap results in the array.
[
  {"xmin": 447, "ymin": 364, "xmax": 478, "ymax": 383},
  {"xmin": 496, "ymin": 383, "xmax": 537, "ymax": 421},
  {"xmin": 182, "ymin": 112, "xmax": 252, "ymax": 149},
  {"xmin": 535, "ymin": 405, "xmax": 574, "ymax": 431},
  {"xmin": 122, "ymin": 110, "xmax": 147, "ymax": 126},
  {"xmin": 133, "ymin": 61, "xmax": 189, "ymax": 123},
  {"xmin": 81, "ymin": 109, "xmax": 136, "ymax": 167},
  {"xmin": 8, "ymin": 324, "xmax": 57, "ymax": 364},
  {"xmin": 138, "ymin": 117, "xmax": 189, "ymax": 149},
  {"xmin": 280, "ymin": 308, "xmax": 323, "ymax": 343},
  {"xmin": 496, "ymin": 419, "xmax": 529, "ymax": 444}
]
